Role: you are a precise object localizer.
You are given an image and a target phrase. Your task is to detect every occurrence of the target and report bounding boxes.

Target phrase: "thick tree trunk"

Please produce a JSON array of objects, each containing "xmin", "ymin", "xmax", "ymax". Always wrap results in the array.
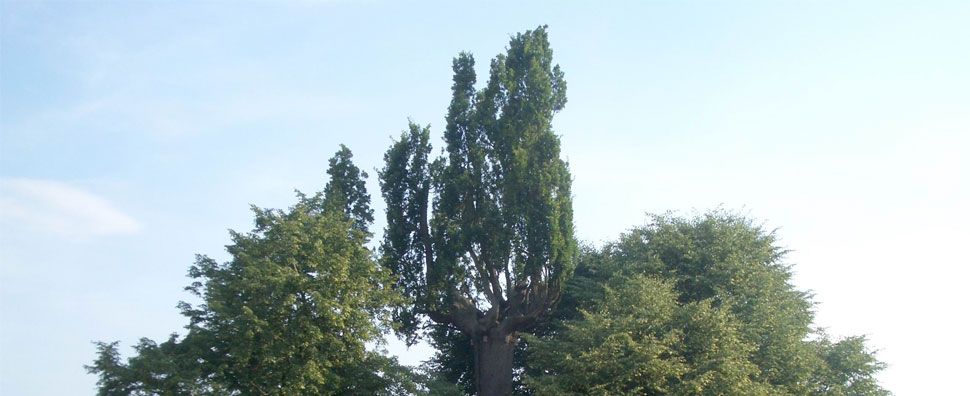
[{"xmin": 473, "ymin": 328, "xmax": 515, "ymax": 396}]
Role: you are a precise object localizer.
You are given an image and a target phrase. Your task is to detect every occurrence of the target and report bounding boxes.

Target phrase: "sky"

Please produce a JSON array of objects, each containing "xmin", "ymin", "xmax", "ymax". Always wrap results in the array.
[{"xmin": 1, "ymin": 1, "xmax": 967, "ymax": 394}]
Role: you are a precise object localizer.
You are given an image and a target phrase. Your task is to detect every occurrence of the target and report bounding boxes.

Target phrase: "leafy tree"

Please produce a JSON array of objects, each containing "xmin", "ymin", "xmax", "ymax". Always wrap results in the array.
[
  {"xmin": 83, "ymin": 28, "xmax": 892, "ymax": 396},
  {"xmin": 87, "ymin": 335, "xmax": 225, "ymax": 396},
  {"xmin": 379, "ymin": 26, "xmax": 574, "ymax": 395},
  {"xmin": 88, "ymin": 147, "xmax": 414, "ymax": 395},
  {"xmin": 525, "ymin": 275, "xmax": 771, "ymax": 396},
  {"xmin": 605, "ymin": 211, "xmax": 816, "ymax": 394},
  {"xmin": 321, "ymin": 144, "xmax": 374, "ymax": 234},
  {"xmin": 523, "ymin": 211, "xmax": 890, "ymax": 396},
  {"xmin": 425, "ymin": 323, "xmax": 477, "ymax": 395},
  {"xmin": 809, "ymin": 335, "xmax": 890, "ymax": 396},
  {"xmin": 176, "ymin": 199, "xmax": 395, "ymax": 394}
]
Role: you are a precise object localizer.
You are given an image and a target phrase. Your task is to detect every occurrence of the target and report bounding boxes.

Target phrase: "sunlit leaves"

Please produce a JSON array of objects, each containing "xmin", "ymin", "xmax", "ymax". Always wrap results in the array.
[
  {"xmin": 524, "ymin": 211, "xmax": 890, "ymax": 396},
  {"xmin": 89, "ymin": 149, "xmax": 411, "ymax": 395}
]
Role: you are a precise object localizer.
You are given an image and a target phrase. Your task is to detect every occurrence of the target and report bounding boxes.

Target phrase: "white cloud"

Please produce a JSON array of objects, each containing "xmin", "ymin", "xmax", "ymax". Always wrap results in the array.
[{"xmin": 0, "ymin": 179, "xmax": 140, "ymax": 238}]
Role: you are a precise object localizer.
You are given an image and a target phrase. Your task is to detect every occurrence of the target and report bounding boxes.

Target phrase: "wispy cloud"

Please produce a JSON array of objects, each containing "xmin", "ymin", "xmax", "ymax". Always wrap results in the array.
[
  {"xmin": 10, "ymin": 90, "xmax": 364, "ymax": 141},
  {"xmin": 0, "ymin": 178, "xmax": 140, "ymax": 238}
]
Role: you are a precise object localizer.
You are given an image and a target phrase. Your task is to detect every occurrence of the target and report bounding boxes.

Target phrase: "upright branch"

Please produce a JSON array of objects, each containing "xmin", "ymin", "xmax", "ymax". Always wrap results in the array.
[{"xmin": 321, "ymin": 144, "xmax": 374, "ymax": 235}]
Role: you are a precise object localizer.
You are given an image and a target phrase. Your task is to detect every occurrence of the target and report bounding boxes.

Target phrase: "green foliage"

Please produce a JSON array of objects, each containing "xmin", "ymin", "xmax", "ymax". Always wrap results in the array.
[
  {"xmin": 322, "ymin": 144, "xmax": 374, "ymax": 234},
  {"xmin": 810, "ymin": 335, "xmax": 890, "ymax": 396},
  {"xmin": 608, "ymin": 212, "xmax": 817, "ymax": 393},
  {"xmin": 525, "ymin": 276, "xmax": 770, "ymax": 396},
  {"xmin": 87, "ymin": 336, "xmax": 230, "ymax": 395},
  {"xmin": 417, "ymin": 366, "xmax": 469, "ymax": 396},
  {"xmin": 88, "ymin": 147, "xmax": 420, "ymax": 395},
  {"xmin": 379, "ymin": 122, "xmax": 435, "ymax": 341},
  {"xmin": 379, "ymin": 25, "xmax": 575, "ymax": 394},
  {"xmin": 178, "ymin": 198, "xmax": 397, "ymax": 394},
  {"xmin": 85, "ymin": 27, "xmax": 891, "ymax": 396},
  {"xmin": 379, "ymin": 26, "xmax": 575, "ymax": 337},
  {"xmin": 523, "ymin": 211, "xmax": 890, "ymax": 396},
  {"xmin": 426, "ymin": 323, "xmax": 477, "ymax": 395}
]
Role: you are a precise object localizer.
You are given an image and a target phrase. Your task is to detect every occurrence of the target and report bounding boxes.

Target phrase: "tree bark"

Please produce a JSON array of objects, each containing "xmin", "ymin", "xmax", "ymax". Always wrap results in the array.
[{"xmin": 473, "ymin": 328, "xmax": 515, "ymax": 396}]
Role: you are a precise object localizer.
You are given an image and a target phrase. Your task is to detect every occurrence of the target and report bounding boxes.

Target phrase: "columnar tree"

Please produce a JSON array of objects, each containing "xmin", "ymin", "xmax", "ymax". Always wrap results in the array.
[
  {"xmin": 321, "ymin": 144, "xmax": 374, "ymax": 234},
  {"xmin": 379, "ymin": 26, "xmax": 575, "ymax": 396}
]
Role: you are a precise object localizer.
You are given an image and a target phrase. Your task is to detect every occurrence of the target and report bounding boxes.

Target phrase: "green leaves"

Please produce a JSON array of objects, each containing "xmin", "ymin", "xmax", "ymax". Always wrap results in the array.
[
  {"xmin": 810, "ymin": 335, "xmax": 890, "ymax": 396},
  {"xmin": 380, "ymin": 122, "xmax": 434, "ymax": 343},
  {"xmin": 136, "ymin": 199, "xmax": 395, "ymax": 394},
  {"xmin": 89, "ymin": 148, "xmax": 416, "ymax": 395},
  {"xmin": 86, "ymin": 26, "xmax": 893, "ymax": 396},
  {"xmin": 379, "ymin": 25, "xmax": 576, "ymax": 395},
  {"xmin": 525, "ymin": 276, "xmax": 767, "ymax": 396},
  {"xmin": 379, "ymin": 24, "xmax": 576, "ymax": 332},
  {"xmin": 181, "ymin": 200, "xmax": 396, "ymax": 394},
  {"xmin": 524, "ymin": 211, "xmax": 890, "ymax": 396},
  {"xmin": 321, "ymin": 144, "xmax": 374, "ymax": 235}
]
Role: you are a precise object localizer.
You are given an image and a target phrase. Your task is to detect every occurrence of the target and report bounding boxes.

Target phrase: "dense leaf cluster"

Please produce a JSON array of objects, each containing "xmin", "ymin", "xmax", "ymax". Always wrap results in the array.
[
  {"xmin": 523, "ymin": 212, "xmax": 890, "ymax": 396},
  {"xmin": 87, "ymin": 148, "xmax": 419, "ymax": 395},
  {"xmin": 88, "ymin": 27, "xmax": 890, "ymax": 396},
  {"xmin": 379, "ymin": 26, "xmax": 576, "ymax": 395},
  {"xmin": 321, "ymin": 144, "xmax": 374, "ymax": 234},
  {"xmin": 379, "ymin": 26, "xmax": 575, "ymax": 339}
]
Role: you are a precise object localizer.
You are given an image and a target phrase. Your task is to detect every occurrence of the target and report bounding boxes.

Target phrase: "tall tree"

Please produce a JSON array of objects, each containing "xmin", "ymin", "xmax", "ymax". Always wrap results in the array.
[{"xmin": 379, "ymin": 26, "xmax": 575, "ymax": 395}]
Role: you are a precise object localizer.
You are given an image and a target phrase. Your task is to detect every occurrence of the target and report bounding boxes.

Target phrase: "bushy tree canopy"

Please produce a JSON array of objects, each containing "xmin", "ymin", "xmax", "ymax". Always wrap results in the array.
[
  {"xmin": 87, "ymin": 147, "xmax": 417, "ymax": 396},
  {"xmin": 523, "ymin": 211, "xmax": 890, "ymax": 396},
  {"xmin": 88, "ymin": 27, "xmax": 890, "ymax": 396}
]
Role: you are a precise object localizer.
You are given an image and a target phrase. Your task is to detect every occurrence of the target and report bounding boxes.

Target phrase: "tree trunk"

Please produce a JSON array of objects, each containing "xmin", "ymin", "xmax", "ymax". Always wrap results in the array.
[{"xmin": 474, "ymin": 328, "xmax": 515, "ymax": 396}]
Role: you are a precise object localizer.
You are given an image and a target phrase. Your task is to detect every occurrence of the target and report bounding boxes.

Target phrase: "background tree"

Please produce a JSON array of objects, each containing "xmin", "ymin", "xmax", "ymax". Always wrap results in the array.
[
  {"xmin": 379, "ymin": 26, "xmax": 575, "ymax": 396},
  {"xmin": 523, "ymin": 211, "xmax": 890, "ymax": 396},
  {"xmin": 525, "ymin": 275, "xmax": 771, "ymax": 396},
  {"xmin": 88, "ymin": 147, "xmax": 416, "ymax": 395},
  {"xmin": 810, "ymin": 335, "xmax": 889, "ymax": 396},
  {"xmin": 321, "ymin": 144, "xmax": 374, "ymax": 233},
  {"xmin": 87, "ymin": 335, "xmax": 227, "ymax": 395}
]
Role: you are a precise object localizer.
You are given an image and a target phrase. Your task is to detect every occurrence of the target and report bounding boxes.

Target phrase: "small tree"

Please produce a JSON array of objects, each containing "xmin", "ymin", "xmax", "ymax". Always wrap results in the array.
[
  {"xmin": 379, "ymin": 26, "xmax": 575, "ymax": 395},
  {"xmin": 88, "ymin": 147, "xmax": 411, "ymax": 395}
]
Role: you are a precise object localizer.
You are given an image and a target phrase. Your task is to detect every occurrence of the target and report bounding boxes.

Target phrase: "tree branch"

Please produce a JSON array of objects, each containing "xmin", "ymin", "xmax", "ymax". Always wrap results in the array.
[
  {"xmin": 468, "ymin": 249, "xmax": 503, "ymax": 313},
  {"xmin": 417, "ymin": 182, "xmax": 435, "ymax": 277},
  {"xmin": 449, "ymin": 292, "xmax": 485, "ymax": 336}
]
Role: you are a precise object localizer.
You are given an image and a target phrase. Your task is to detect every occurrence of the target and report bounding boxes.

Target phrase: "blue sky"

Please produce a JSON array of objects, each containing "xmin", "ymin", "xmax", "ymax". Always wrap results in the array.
[{"xmin": 1, "ymin": 1, "xmax": 968, "ymax": 394}]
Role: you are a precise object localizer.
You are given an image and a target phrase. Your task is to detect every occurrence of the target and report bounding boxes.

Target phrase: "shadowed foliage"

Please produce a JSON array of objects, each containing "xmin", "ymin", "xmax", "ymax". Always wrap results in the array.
[{"xmin": 379, "ymin": 26, "xmax": 575, "ymax": 396}]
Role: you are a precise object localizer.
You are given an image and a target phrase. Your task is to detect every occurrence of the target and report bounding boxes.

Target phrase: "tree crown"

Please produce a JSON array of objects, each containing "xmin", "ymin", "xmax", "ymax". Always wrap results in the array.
[{"xmin": 379, "ymin": 26, "xmax": 576, "ymax": 344}]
